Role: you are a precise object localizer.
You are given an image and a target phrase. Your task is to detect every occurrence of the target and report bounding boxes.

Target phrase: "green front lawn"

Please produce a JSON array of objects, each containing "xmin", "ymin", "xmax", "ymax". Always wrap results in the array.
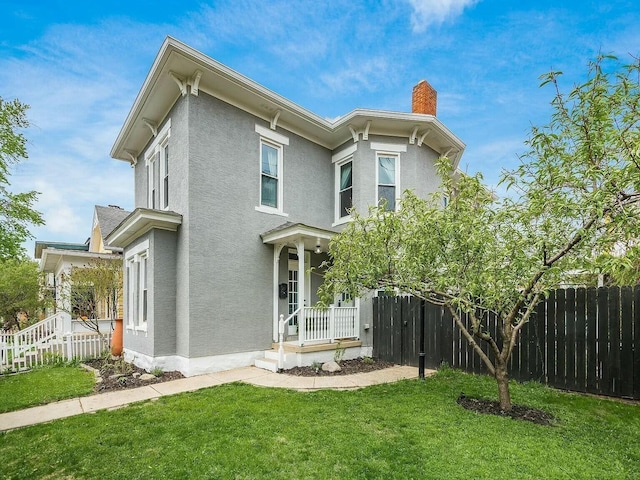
[
  {"xmin": 0, "ymin": 365, "xmax": 95, "ymax": 413},
  {"xmin": 0, "ymin": 368, "xmax": 638, "ymax": 479}
]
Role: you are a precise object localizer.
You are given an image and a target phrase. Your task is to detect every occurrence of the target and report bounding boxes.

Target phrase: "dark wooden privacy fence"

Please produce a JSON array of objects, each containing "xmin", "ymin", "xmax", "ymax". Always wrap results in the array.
[{"xmin": 372, "ymin": 286, "xmax": 640, "ymax": 400}]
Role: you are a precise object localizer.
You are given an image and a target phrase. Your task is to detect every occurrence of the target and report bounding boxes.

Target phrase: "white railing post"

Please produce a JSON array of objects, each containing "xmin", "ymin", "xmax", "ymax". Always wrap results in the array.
[
  {"xmin": 298, "ymin": 307, "xmax": 306, "ymax": 346},
  {"xmin": 329, "ymin": 304, "xmax": 335, "ymax": 343},
  {"xmin": 354, "ymin": 298, "xmax": 360, "ymax": 339},
  {"xmin": 278, "ymin": 314, "xmax": 285, "ymax": 371},
  {"xmin": 65, "ymin": 332, "xmax": 73, "ymax": 361}
]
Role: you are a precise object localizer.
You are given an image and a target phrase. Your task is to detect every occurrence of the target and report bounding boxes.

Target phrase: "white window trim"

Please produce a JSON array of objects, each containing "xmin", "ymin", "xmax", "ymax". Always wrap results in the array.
[
  {"xmin": 375, "ymin": 151, "xmax": 401, "ymax": 212},
  {"xmin": 146, "ymin": 119, "xmax": 171, "ymax": 210},
  {"xmin": 125, "ymin": 240, "xmax": 150, "ymax": 332},
  {"xmin": 334, "ymin": 155, "xmax": 354, "ymax": 225},
  {"xmin": 256, "ymin": 124, "xmax": 289, "ymax": 216}
]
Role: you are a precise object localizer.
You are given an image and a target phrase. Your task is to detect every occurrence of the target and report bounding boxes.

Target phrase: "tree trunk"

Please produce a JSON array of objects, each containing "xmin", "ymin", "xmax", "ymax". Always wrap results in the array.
[{"xmin": 495, "ymin": 362, "xmax": 512, "ymax": 411}]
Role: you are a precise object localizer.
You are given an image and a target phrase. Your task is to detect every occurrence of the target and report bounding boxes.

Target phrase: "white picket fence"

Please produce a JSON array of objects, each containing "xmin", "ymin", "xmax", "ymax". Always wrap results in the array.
[{"xmin": 0, "ymin": 313, "xmax": 113, "ymax": 372}]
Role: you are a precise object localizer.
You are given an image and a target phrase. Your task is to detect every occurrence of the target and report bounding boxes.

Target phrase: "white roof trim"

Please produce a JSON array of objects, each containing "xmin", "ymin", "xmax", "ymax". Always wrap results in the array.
[{"xmin": 106, "ymin": 208, "xmax": 183, "ymax": 249}]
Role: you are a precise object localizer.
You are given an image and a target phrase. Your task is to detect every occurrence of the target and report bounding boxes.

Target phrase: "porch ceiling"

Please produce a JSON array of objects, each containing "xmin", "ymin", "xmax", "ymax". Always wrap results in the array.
[{"xmin": 261, "ymin": 222, "xmax": 338, "ymax": 252}]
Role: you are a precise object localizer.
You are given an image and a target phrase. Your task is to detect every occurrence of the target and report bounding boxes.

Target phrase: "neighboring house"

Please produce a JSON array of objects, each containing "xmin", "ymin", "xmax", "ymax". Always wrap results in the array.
[
  {"xmin": 35, "ymin": 205, "xmax": 131, "ymax": 333},
  {"xmin": 106, "ymin": 37, "xmax": 466, "ymax": 376}
]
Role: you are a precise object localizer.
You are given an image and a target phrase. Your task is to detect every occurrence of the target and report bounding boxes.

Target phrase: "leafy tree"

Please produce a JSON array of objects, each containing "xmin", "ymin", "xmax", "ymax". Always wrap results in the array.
[
  {"xmin": 0, "ymin": 97, "xmax": 44, "ymax": 259},
  {"xmin": 0, "ymin": 258, "xmax": 47, "ymax": 330},
  {"xmin": 62, "ymin": 258, "xmax": 123, "ymax": 336},
  {"xmin": 320, "ymin": 55, "xmax": 640, "ymax": 411}
]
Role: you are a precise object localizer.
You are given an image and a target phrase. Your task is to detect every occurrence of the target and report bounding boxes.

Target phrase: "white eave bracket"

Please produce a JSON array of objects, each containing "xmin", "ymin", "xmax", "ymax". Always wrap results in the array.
[
  {"xmin": 124, "ymin": 150, "xmax": 139, "ymax": 166},
  {"xmin": 270, "ymin": 109, "xmax": 282, "ymax": 130},
  {"xmin": 347, "ymin": 121, "xmax": 372, "ymax": 143},
  {"xmin": 417, "ymin": 129, "xmax": 431, "ymax": 147},
  {"xmin": 142, "ymin": 118, "xmax": 158, "ymax": 137},
  {"xmin": 409, "ymin": 126, "xmax": 419, "ymax": 145},
  {"xmin": 168, "ymin": 70, "xmax": 188, "ymax": 96},
  {"xmin": 348, "ymin": 125, "xmax": 359, "ymax": 143},
  {"xmin": 362, "ymin": 121, "xmax": 371, "ymax": 141},
  {"xmin": 190, "ymin": 70, "xmax": 202, "ymax": 96}
]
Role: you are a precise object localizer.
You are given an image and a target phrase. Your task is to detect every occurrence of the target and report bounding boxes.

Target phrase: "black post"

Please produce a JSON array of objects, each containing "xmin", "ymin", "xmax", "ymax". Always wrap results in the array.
[{"xmin": 419, "ymin": 299, "xmax": 426, "ymax": 379}]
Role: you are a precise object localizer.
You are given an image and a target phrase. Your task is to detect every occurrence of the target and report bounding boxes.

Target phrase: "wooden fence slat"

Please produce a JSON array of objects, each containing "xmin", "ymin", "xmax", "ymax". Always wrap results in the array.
[
  {"xmin": 575, "ymin": 287, "xmax": 587, "ymax": 392},
  {"xmin": 556, "ymin": 289, "xmax": 567, "ymax": 390},
  {"xmin": 598, "ymin": 287, "xmax": 610, "ymax": 395},
  {"xmin": 547, "ymin": 290, "xmax": 557, "ymax": 387},
  {"xmin": 634, "ymin": 286, "xmax": 640, "ymax": 399},
  {"xmin": 620, "ymin": 286, "xmax": 634, "ymax": 397},
  {"xmin": 608, "ymin": 286, "xmax": 621, "ymax": 395},
  {"xmin": 565, "ymin": 288, "xmax": 577, "ymax": 391},
  {"xmin": 586, "ymin": 287, "xmax": 598, "ymax": 392}
]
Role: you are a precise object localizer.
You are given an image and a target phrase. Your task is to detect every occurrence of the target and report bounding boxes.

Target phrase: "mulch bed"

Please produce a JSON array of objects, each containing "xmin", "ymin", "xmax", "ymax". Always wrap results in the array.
[
  {"xmin": 82, "ymin": 357, "xmax": 184, "ymax": 394},
  {"xmin": 456, "ymin": 393, "xmax": 556, "ymax": 425},
  {"xmin": 284, "ymin": 357, "xmax": 395, "ymax": 376}
]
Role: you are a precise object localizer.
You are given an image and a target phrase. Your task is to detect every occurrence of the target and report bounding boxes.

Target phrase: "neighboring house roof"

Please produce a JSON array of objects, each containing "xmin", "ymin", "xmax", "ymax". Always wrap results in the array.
[
  {"xmin": 34, "ymin": 241, "xmax": 89, "ymax": 260},
  {"xmin": 37, "ymin": 248, "xmax": 121, "ymax": 273},
  {"xmin": 92, "ymin": 205, "xmax": 131, "ymax": 252},
  {"xmin": 111, "ymin": 36, "xmax": 465, "ymax": 166}
]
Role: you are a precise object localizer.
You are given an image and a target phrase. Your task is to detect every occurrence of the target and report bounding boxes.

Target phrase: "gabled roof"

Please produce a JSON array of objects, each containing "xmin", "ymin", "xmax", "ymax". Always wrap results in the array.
[
  {"xmin": 94, "ymin": 205, "xmax": 131, "ymax": 251},
  {"xmin": 111, "ymin": 37, "xmax": 465, "ymax": 166}
]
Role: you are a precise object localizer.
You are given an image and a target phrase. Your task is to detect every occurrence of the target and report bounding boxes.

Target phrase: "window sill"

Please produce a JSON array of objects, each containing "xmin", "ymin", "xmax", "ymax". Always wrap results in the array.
[
  {"xmin": 255, "ymin": 206, "xmax": 289, "ymax": 217},
  {"xmin": 332, "ymin": 217, "xmax": 353, "ymax": 227}
]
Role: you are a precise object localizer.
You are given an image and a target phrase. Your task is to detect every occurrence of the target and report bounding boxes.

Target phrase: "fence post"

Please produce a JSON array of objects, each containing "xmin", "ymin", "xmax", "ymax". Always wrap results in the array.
[{"xmin": 419, "ymin": 299, "xmax": 426, "ymax": 379}]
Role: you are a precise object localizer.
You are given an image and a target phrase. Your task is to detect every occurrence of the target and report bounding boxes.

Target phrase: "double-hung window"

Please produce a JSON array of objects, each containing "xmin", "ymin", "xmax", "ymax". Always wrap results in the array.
[
  {"xmin": 255, "ymin": 124, "xmax": 289, "ymax": 216},
  {"xmin": 377, "ymin": 155, "xmax": 398, "ymax": 211},
  {"xmin": 332, "ymin": 144, "xmax": 357, "ymax": 224},
  {"xmin": 371, "ymin": 142, "xmax": 404, "ymax": 212},
  {"xmin": 126, "ymin": 241, "xmax": 149, "ymax": 332},
  {"xmin": 146, "ymin": 119, "xmax": 171, "ymax": 210},
  {"xmin": 261, "ymin": 140, "xmax": 280, "ymax": 208}
]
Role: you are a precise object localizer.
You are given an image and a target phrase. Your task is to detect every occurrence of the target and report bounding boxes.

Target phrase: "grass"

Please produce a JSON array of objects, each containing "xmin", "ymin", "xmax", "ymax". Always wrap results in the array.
[
  {"xmin": 0, "ymin": 368, "xmax": 638, "ymax": 479},
  {"xmin": 0, "ymin": 364, "xmax": 95, "ymax": 413}
]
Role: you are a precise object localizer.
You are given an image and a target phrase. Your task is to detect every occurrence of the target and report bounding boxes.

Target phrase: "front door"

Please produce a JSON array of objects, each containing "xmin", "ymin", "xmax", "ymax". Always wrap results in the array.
[{"xmin": 288, "ymin": 250, "xmax": 310, "ymax": 336}]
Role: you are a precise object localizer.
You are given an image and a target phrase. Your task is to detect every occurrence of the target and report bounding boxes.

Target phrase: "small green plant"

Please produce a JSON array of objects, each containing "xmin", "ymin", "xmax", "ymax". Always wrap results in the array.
[
  {"xmin": 310, "ymin": 361, "xmax": 322, "ymax": 373},
  {"xmin": 151, "ymin": 366, "xmax": 164, "ymax": 377},
  {"xmin": 333, "ymin": 341, "xmax": 345, "ymax": 364},
  {"xmin": 362, "ymin": 356, "xmax": 374, "ymax": 365},
  {"xmin": 112, "ymin": 357, "xmax": 133, "ymax": 375}
]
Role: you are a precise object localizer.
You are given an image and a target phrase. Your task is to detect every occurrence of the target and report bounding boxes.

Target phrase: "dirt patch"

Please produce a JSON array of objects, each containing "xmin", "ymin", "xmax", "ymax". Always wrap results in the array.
[
  {"xmin": 82, "ymin": 358, "xmax": 184, "ymax": 394},
  {"xmin": 284, "ymin": 357, "xmax": 395, "ymax": 377},
  {"xmin": 456, "ymin": 393, "xmax": 556, "ymax": 426}
]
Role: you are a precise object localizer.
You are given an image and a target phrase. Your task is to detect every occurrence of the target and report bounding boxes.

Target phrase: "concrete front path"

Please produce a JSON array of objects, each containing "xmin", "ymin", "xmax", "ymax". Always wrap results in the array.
[{"xmin": 0, "ymin": 365, "xmax": 426, "ymax": 432}]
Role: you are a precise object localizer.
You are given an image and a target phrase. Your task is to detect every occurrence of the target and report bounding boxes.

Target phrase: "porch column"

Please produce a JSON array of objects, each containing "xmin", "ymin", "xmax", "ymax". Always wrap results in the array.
[
  {"xmin": 272, "ymin": 243, "xmax": 285, "ymax": 343},
  {"xmin": 297, "ymin": 240, "xmax": 305, "ymax": 345}
]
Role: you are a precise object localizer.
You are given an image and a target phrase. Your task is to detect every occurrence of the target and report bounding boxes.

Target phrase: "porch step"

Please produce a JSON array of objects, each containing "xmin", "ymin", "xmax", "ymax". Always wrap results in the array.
[{"xmin": 254, "ymin": 357, "xmax": 279, "ymax": 373}]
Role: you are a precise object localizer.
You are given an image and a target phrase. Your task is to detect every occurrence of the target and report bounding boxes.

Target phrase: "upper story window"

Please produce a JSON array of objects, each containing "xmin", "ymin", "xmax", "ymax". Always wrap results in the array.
[
  {"xmin": 261, "ymin": 140, "xmax": 281, "ymax": 208},
  {"xmin": 332, "ymin": 144, "xmax": 357, "ymax": 225},
  {"xmin": 337, "ymin": 159, "xmax": 353, "ymax": 219},
  {"xmin": 377, "ymin": 154, "xmax": 398, "ymax": 211},
  {"xmin": 146, "ymin": 119, "xmax": 171, "ymax": 210},
  {"xmin": 255, "ymin": 124, "xmax": 289, "ymax": 216},
  {"xmin": 371, "ymin": 142, "xmax": 405, "ymax": 212}
]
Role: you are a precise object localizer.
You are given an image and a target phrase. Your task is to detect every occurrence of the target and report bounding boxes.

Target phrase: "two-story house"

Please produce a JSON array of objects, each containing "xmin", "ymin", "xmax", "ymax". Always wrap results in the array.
[{"xmin": 106, "ymin": 37, "xmax": 465, "ymax": 376}]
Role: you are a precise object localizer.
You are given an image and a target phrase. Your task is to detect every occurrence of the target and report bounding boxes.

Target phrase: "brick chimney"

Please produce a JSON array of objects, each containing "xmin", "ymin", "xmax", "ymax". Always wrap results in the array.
[{"xmin": 412, "ymin": 80, "xmax": 437, "ymax": 116}]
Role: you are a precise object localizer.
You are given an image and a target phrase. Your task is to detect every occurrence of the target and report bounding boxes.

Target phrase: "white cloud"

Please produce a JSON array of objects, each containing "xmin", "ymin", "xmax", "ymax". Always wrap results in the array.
[{"xmin": 407, "ymin": 0, "xmax": 480, "ymax": 31}]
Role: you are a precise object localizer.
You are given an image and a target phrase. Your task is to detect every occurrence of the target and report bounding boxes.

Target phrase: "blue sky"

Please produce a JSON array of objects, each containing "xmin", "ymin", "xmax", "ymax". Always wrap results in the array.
[{"xmin": 1, "ymin": 0, "xmax": 638, "ymax": 257}]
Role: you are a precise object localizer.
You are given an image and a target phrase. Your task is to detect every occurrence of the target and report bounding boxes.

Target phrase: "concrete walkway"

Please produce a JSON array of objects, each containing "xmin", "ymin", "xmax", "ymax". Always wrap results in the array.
[{"xmin": 0, "ymin": 365, "xmax": 424, "ymax": 432}]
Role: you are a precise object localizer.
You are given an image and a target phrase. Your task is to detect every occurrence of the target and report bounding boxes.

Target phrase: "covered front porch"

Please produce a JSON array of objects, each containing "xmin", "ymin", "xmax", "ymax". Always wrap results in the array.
[{"xmin": 261, "ymin": 223, "xmax": 360, "ymax": 348}]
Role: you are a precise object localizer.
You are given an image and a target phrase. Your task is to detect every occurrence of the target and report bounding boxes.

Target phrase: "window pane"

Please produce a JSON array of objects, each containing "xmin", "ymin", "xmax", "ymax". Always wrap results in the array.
[
  {"xmin": 261, "ymin": 175, "xmax": 278, "ymax": 208},
  {"xmin": 378, "ymin": 156, "xmax": 395, "ymax": 184},
  {"xmin": 340, "ymin": 188, "xmax": 352, "ymax": 217},
  {"xmin": 261, "ymin": 143, "xmax": 278, "ymax": 176},
  {"xmin": 378, "ymin": 185, "xmax": 396, "ymax": 211},
  {"xmin": 340, "ymin": 162, "xmax": 352, "ymax": 189},
  {"xmin": 163, "ymin": 145, "xmax": 169, "ymax": 208}
]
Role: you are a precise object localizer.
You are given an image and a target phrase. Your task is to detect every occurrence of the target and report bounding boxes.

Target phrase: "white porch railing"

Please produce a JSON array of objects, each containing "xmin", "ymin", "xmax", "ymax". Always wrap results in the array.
[
  {"xmin": 0, "ymin": 313, "xmax": 113, "ymax": 372},
  {"xmin": 280, "ymin": 306, "xmax": 359, "ymax": 346}
]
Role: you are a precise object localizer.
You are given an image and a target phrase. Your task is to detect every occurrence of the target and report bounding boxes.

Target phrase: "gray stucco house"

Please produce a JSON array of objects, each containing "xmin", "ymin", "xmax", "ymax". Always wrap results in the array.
[{"xmin": 106, "ymin": 37, "xmax": 465, "ymax": 376}]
